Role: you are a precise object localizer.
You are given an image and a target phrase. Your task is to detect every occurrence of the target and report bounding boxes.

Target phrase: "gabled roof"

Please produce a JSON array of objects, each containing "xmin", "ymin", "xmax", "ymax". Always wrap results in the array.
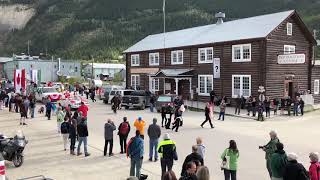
[
  {"xmin": 124, "ymin": 10, "xmax": 296, "ymax": 53},
  {"xmin": 152, "ymin": 69, "xmax": 193, "ymax": 77}
]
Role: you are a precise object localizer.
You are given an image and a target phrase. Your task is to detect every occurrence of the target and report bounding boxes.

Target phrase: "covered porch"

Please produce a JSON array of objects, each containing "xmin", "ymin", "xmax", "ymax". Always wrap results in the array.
[{"xmin": 150, "ymin": 69, "xmax": 194, "ymax": 100}]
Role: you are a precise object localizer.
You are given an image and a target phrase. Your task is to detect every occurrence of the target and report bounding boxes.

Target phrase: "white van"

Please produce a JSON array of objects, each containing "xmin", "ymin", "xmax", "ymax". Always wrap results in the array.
[{"xmin": 107, "ymin": 89, "xmax": 134, "ymax": 104}]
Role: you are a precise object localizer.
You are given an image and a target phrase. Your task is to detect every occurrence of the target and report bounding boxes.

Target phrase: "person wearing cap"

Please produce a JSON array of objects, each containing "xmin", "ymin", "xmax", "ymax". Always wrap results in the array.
[
  {"xmin": 147, "ymin": 118, "xmax": 161, "ymax": 162},
  {"xmin": 283, "ymin": 152, "xmax": 309, "ymax": 180},
  {"xmin": 261, "ymin": 130, "xmax": 280, "ymax": 177},
  {"xmin": 134, "ymin": 117, "xmax": 146, "ymax": 139},
  {"xmin": 309, "ymin": 152, "xmax": 320, "ymax": 180},
  {"xmin": 118, "ymin": 117, "xmax": 131, "ymax": 154},
  {"xmin": 157, "ymin": 133, "xmax": 177, "ymax": 178},
  {"xmin": 270, "ymin": 143, "xmax": 288, "ymax": 180}
]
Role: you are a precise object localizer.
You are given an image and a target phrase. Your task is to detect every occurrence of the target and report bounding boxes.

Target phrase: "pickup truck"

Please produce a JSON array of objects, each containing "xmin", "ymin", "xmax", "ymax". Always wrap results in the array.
[{"xmin": 122, "ymin": 90, "xmax": 152, "ymax": 110}]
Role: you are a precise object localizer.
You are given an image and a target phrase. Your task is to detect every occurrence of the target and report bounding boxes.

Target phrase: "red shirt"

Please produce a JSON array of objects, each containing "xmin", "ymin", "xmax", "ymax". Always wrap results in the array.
[
  {"xmin": 78, "ymin": 104, "xmax": 89, "ymax": 117},
  {"xmin": 309, "ymin": 162, "xmax": 320, "ymax": 180}
]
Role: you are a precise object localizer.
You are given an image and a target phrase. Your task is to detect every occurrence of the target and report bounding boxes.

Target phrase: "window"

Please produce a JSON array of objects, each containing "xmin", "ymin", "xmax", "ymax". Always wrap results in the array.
[
  {"xmin": 232, "ymin": 75, "xmax": 251, "ymax": 98},
  {"xmin": 232, "ymin": 44, "xmax": 251, "ymax": 62},
  {"xmin": 131, "ymin": 54, "xmax": 140, "ymax": 66},
  {"xmin": 198, "ymin": 47, "xmax": 213, "ymax": 63},
  {"xmin": 149, "ymin": 53, "xmax": 159, "ymax": 66},
  {"xmin": 287, "ymin": 23, "xmax": 292, "ymax": 36},
  {"xmin": 75, "ymin": 66, "xmax": 78, "ymax": 72},
  {"xmin": 198, "ymin": 75, "xmax": 213, "ymax": 95},
  {"xmin": 284, "ymin": 45, "xmax": 295, "ymax": 54},
  {"xmin": 131, "ymin": 75, "xmax": 140, "ymax": 90},
  {"xmin": 171, "ymin": 50, "xmax": 183, "ymax": 64},
  {"xmin": 150, "ymin": 78, "xmax": 159, "ymax": 91},
  {"xmin": 314, "ymin": 79, "xmax": 319, "ymax": 95}
]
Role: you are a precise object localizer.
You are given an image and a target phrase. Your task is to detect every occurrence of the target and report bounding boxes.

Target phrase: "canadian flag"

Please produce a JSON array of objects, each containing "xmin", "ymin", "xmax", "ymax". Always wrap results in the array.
[{"xmin": 14, "ymin": 69, "xmax": 26, "ymax": 93}]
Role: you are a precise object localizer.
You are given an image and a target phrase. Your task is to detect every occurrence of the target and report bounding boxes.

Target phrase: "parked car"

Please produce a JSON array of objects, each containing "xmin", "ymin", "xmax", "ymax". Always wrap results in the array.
[
  {"xmin": 107, "ymin": 89, "xmax": 134, "ymax": 104},
  {"xmin": 122, "ymin": 90, "xmax": 152, "ymax": 110},
  {"xmin": 102, "ymin": 85, "xmax": 124, "ymax": 103},
  {"xmin": 62, "ymin": 95, "xmax": 89, "ymax": 110},
  {"xmin": 35, "ymin": 87, "xmax": 64, "ymax": 103},
  {"xmin": 155, "ymin": 95, "xmax": 176, "ymax": 112}
]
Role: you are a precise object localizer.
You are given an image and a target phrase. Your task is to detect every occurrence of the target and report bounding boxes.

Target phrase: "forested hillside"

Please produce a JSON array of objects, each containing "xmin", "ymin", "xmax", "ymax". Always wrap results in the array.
[{"xmin": 1, "ymin": 0, "xmax": 320, "ymax": 61}]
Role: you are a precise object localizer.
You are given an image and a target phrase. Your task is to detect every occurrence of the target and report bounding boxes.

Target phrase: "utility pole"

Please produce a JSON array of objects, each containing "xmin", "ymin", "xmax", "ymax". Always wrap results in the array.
[{"xmin": 27, "ymin": 40, "xmax": 30, "ymax": 56}]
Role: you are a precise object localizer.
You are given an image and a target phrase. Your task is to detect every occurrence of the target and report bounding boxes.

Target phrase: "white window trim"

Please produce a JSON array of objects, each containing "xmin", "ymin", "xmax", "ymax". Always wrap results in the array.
[
  {"xmin": 284, "ymin": 45, "xmax": 296, "ymax": 54},
  {"xmin": 171, "ymin": 50, "xmax": 184, "ymax": 65},
  {"xmin": 198, "ymin": 47, "xmax": 213, "ymax": 64},
  {"xmin": 287, "ymin": 22, "xmax": 292, "ymax": 36},
  {"xmin": 314, "ymin": 79, "xmax": 320, "ymax": 95},
  {"xmin": 149, "ymin": 52, "xmax": 160, "ymax": 66},
  {"xmin": 131, "ymin": 54, "xmax": 140, "ymax": 67},
  {"xmin": 150, "ymin": 78, "xmax": 160, "ymax": 91},
  {"xmin": 131, "ymin": 75, "xmax": 140, "ymax": 90},
  {"xmin": 232, "ymin": 44, "xmax": 251, "ymax": 62},
  {"xmin": 232, "ymin": 75, "xmax": 251, "ymax": 98},
  {"xmin": 198, "ymin": 75, "xmax": 213, "ymax": 96}
]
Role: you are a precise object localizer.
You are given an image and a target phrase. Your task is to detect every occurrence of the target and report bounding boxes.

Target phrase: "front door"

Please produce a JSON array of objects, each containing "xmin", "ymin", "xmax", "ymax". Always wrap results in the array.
[{"xmin": 284, "ymin": 80, "xmax": 294, "ymax": 98}]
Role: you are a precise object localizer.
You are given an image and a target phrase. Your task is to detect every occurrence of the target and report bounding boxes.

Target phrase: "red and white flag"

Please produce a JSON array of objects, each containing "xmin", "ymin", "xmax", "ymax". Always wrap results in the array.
[{"xmin": 14, "ymin": 69, "xmax": 26, "ymax": 93}]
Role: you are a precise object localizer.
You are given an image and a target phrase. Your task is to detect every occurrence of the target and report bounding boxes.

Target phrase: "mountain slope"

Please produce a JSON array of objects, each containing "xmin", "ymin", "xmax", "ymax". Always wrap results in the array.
[{"xmin": 1, "ymin": 0, "xmax": 320, "ymax": 61}]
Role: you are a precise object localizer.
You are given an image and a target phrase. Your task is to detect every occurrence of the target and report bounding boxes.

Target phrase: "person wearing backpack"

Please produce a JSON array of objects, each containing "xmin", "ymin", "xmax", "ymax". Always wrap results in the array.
[
  {"xmin": 147, "ymin": 118, "xmax": 161, "ymax": 162},
  {"xmin": 283, "ymin": 152, "xmax": 309, "ymax": 180},
  {"xmin": 309, "ymin": 152, "xmax": 320, "ymax": 180},
  {"xmin": 60, "ymin": 117, "xmax": 70, "ymax": 151},
  {"xmin": 270, "ymin": 143, "xmax": 288, "ymax": 180},
  {"xmin": 118, "ymin": 117, "xmax": 131, "ymax": 154}
]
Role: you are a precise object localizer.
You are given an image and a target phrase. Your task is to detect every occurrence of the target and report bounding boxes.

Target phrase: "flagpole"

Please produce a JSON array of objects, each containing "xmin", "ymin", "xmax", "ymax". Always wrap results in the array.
[{"xmin": 163, "ymin": 0, "xmax": 166, "ymax": 95}]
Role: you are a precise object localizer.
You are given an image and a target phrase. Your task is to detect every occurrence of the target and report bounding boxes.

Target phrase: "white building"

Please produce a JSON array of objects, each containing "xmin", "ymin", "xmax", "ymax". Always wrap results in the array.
[{"xmin": 84, "ymin": 63, "xmax": 126, "ymax": 80}]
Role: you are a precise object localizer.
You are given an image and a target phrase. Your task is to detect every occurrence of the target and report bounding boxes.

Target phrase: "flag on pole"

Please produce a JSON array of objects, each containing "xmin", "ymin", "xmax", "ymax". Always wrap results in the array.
[
  {"xmin": 30, "ymin": 69, "xmax": 38, "ymax": 83},
  {"xmin": 14, "ymin": 69, "xmax": 22, "ymax": 93},
  {"xmin": 163, "ymin": 0, "xmax": 166, "ymax": 13},
  {"xmin": 21, "ymin": 69, "xmax": 26, "ymax": 91}
]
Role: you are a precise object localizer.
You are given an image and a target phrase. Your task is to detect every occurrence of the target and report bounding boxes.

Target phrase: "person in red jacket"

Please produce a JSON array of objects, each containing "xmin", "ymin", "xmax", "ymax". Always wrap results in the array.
[
  {"xmin": 78, "ymin": 102, "xmax": 88, "ymax": 118},
  {"xmin": 309, "ymin": 152, "xmax": 320, "ymax": 180}
]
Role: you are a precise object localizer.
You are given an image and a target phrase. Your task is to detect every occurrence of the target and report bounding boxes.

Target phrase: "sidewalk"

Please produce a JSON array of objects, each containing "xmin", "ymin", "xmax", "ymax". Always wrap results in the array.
[{"xmin": 185, "ymin": 100, "xmax": 278, "ymax": 120}]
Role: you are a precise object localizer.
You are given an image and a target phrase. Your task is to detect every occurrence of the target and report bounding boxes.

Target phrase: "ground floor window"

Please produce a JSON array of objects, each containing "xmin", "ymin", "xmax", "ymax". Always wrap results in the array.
[
  {"xmin": 131, "ymin": 75, "xmax": 140, "ymax": 90},
  {"xmin": 232, "ymin": 75, "xmax": 251, "ymax": 98},
  {"xmin": 314, "ymin": 79, "xmax": 319, "ymax": 94},
  {"xmin": 150, "ymin": 78, "xmax": 159, "ymax": 91},
  {"xmin": 198, "ymin": 75, "xmax": 213, "ymax": 96}
]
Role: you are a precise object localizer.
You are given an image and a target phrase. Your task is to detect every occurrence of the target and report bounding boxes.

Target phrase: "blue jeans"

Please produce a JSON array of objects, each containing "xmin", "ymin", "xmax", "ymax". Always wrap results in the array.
[
  {"xmin": 219, "ymin": 112, "xmax": 225, "ymax": 120},
  {"xmin": 30, "ymin": 108, "xmax": 35, "ymax": 118},
  {"xmin": 130, "ymin": 158, "xmax": 142, "ymax": 178},
  {"xmin": 150, "ymin": 103, "xmax": 154, "ymax": 112},
  {"xmin": 149, "ymin": 138, "xmax": 159, "ymax": 160},
  {"xmin": 77, "ymin": 136, "xmax": 88, "ymax": 154}
]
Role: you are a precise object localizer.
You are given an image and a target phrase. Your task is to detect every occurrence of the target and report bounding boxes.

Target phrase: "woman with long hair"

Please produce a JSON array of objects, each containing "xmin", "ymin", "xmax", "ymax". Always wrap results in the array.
[{"xmin": 221, "ymin": 140, "xmax": 239, "ymax": 180}]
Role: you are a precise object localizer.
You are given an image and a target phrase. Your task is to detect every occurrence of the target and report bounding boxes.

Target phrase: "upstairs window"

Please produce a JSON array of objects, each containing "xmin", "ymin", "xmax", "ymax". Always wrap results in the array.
[
  {"xmin": 131, "ymin": 75, "xmax": 140, "ymax": 90},
  {"xmin": 131, "ymin": 54, "xmax": 140, "ymax": 66},
  {"xmin": 284, "ymin": 45, "xmax": 296, "ymax": 54},
  {"xmin": 198, "ymin": 47, "xmax": 213, "ymax": 63},
  {"xmin": 287, "ymin": 23, "xmax": 293, "ymax": 36},
  {"xmin": 150, "ymin": 78, "xmax": 159, "ymax": 91},
  {"xmin": 232, "ymin": 44, "xmax": 251, "ymax": 62},
  {"xmin": 171, "ymin": 50, "xmax": 183, "ymax": 65},
  {"xmin": 149, "ymin": 53, "xmax": 159, "ymax": 66}
]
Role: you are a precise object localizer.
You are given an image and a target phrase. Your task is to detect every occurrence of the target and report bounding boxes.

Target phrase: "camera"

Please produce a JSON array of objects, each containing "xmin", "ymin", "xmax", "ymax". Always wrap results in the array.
[{"xmin": 259, "ymin": 146, "xmax": 264, "ymax": 149}]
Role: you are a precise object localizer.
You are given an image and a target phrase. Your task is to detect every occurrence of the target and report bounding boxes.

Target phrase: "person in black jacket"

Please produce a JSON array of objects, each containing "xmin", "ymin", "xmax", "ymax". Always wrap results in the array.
[
  {"xmin": 299, "ymin": 98, "xmax": 305, "ymax": 116},
  {"xmin": 61, "ymin": 117, "xmax": 70, "ymax": 151},
  {"xmin": 283, "ymin": 153, "xmax": 309, "ymax": 180},
  {"xmin": 161, "ymin": 106, "xmax": 167, "ymax": 128},
  {"xmin": 69, "ymin": 118, "xmax": 77, "ymax": 155},
  {"xmin": 77, "ymin": 118, "xmax": 90, "ymax": 157},
  {"xmin": 179, "ymin": 161, "xmax": 198, "ymax": 180},
  {"xmin": 200, "ymin": 103, "xmax": 214, "ymax": 128},
  {"xmin": 286, "ymin": 97, "xmax": 292, "ymax": 116},
  {"xmin": 181, "ymin": 145, "xmax": 204, "ymax": 177}
]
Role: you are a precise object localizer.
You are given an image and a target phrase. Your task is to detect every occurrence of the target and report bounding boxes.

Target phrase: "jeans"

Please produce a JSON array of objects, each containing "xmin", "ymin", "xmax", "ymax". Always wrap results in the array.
[
  {"xmin": 201, "ymin": 115, "xmax": 213, "ymax": 128},
  {"xmin": 235, "ymin": 105, "xmax": 240, "ymax": 115},
  {"xmin": 77, "ymin": 136, "xmax": 88, "ymax": 154},
  {"xmin": 293, "ymin": 106, "xmax": 298, "ymax": 116},
  {"xmin": 30, "ymin": 108, "xmax": 35, "ymax": 118},
  {"xmin": 57, "ymin": 122, "xmax": 62, "ymax": 134},
  {"xmin": 149, "ymin": 139, "xmax": 159, "ymax": 160},
  {"xmin": 119, "ymin": 135, "xmax": 128, "ymax": 153},
  {"xmin": 224, "ymin": 169, "xmax": 237, "ymax": 180},
  {"xmin": 161, "ymin": 158, "xmax": 173, "ymax": 178},
  {"xmin": 130, "ymin": 158, "xmax": 143, "ymax": 178},
  {"xmin": 161, "ymin": 115, "xmax": 167, "ymax": 127},
  {"xmin": 46, "ymin": 109, "xmax": 51, "ymax": 120},
  {"xmin": 104, "ymin": 139, "xmax": 113, "ymax": 156},
  {"xmin": 150, "ymin": 103, "xmax": 154, "ymax": 112},
  {"xmin": 219, "ymin": 112, "xmax": 225, "ymax": 120},
  {"xmin": 70, "ymin": 137, "xmax": 76, "ymax": 151}
]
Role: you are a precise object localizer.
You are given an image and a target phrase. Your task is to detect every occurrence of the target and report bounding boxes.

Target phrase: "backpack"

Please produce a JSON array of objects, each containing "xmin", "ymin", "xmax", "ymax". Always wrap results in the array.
[
  {"xmin": 119, "ymin": 122, "xmax": 129, "ymax": 135},
  {"xmin": 60, "ymin": 122, "xmax": 69, "ymax": 134}
]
